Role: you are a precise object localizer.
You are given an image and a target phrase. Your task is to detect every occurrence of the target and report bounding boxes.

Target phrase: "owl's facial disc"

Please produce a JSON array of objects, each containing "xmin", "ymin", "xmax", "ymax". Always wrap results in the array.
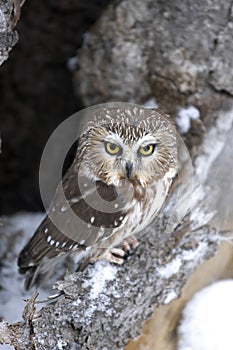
[
  {"xmin": 83, "ymin": 125, "xmax": 173, "ymax": 187},
  {"xmin": 98, "ymin": 133, "xmax": 161, "ymax": 185}
]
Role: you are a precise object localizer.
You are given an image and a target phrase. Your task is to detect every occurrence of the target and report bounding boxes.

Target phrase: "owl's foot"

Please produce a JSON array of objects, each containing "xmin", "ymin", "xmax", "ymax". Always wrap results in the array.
[
  {"xmin": 121, "ymin": 236, "xmax": 139, "ymax": 253},
  {"xmin": 106, "ymin": 236, "xmax": 139, "ymax": 265},
  {"xmin": 107, "ymin": 248, "xmax": 126, "ymax": 265}
]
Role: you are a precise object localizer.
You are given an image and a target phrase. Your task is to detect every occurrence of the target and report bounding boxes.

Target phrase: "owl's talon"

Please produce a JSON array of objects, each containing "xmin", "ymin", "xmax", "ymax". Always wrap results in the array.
[
  {"xmin": 111, "ymin": 248, "xmax": 126, "ymax": 258},
  {"xmin": 121, "ymin": 236, "xmax": 139, "ymax": 254},
  {"xmin": 105, "ymin": 237, "xmax": 140, "ymax": 265},
  {"xmin": 106, "ymin": 249, "xmax": 125, "ymax": 265}
]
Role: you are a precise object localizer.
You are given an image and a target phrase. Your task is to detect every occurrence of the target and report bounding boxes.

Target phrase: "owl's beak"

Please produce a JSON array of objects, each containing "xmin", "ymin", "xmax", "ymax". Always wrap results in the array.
[{"xmin": 125, "ymin": 161, "xmax": 133, "ymax": 179}]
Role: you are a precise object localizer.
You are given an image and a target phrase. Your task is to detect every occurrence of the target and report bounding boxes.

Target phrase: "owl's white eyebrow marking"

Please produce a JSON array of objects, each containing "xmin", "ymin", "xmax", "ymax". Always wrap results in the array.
[
  {"xmin": 137, "ymin": 134, "xmax": 157, "ymax": 146},
  {"xmin": 80, "ymin": 239, "xmax": 85, "ymax": 245},
  {"xmin": 44, "ymin": 228, "xmax": 48, "ymax": 233},
  {"xmin": 90, "ymin": 216, "xmax": 95, "ymax": 224},
  {"xmin": 104, "ymin": 133, "xmax": 124, "ymax": 147},
  {"xmin": 47, "ymin": 235, "xmax": 51, "ymax": 243},
  {"xmin": 50, "ymin": 240, "xmax": 55, "ymax": 246}
]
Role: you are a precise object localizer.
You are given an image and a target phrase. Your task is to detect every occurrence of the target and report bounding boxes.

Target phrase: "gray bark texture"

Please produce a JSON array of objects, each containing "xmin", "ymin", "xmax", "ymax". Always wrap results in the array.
[
  {"xmin": 74, "ymin": 0, "xmax": 233, "ymax": 122},
  {"xmin": 0, "ymin": 0, "xmax": 20, "ymax": 65},
  {"xmin": 1, "ymin": 0, "xmax": 233, "ymax": 349}
]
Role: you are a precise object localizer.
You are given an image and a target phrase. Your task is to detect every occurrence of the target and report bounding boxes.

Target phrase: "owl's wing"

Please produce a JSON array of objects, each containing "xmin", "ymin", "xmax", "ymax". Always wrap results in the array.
[
  {"xmin": 18, "ymin": 165, "xmax": 127, "ymax": 289},
  {"xmin": 18, "ymin": 215, "xmax": 80, "ymax": 289}
]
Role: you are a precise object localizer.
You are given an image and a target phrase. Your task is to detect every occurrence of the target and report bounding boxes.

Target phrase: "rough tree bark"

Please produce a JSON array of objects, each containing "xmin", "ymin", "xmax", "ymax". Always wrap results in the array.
[
  {"xmin": 0, "ymin": 0, "xmax": 21, "ymax": 65},
  {"xmin": 1, "ymin": 0, "xmax": 233, "ymax": 349},
  {"xmin": 74, "ymin": 0, "xmax": 233, "ymax": 129}
]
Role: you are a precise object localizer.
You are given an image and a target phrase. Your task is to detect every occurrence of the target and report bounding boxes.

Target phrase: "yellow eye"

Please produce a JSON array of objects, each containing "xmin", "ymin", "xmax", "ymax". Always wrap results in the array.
[
  {"xmin": 139, "ymin": 144, "xmax": 155, "ymax": 156},
  {"xmin": 105, "ymin": 142, "xmax": 121, "ymax": 155}
]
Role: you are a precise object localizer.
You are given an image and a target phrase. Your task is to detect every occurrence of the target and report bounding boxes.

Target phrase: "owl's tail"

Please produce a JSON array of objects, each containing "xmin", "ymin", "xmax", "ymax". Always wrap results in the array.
[{"xmin": 18, "ymin": 234, "xmax": 63, "ymax": 290}]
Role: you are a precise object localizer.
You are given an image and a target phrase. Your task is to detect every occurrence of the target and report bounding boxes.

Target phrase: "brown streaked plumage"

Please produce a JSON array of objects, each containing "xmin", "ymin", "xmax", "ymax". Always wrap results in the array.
[{"xmin": 18, "ymin": 106, "xmax": 177, "ymax": 289}]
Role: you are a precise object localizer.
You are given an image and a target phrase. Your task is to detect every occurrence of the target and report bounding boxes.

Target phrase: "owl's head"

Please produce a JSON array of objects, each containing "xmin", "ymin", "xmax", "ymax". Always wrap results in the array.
[{"xmin": 77, "ymin": 107, "xmax": 177, "ymax": 187}]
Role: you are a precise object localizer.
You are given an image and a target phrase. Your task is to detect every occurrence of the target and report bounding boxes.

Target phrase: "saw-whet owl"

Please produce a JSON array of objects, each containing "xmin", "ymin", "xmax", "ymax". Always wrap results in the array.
[{"xmin": 18, "ymin": 106, "xmax": 177, "ymax": 289}]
